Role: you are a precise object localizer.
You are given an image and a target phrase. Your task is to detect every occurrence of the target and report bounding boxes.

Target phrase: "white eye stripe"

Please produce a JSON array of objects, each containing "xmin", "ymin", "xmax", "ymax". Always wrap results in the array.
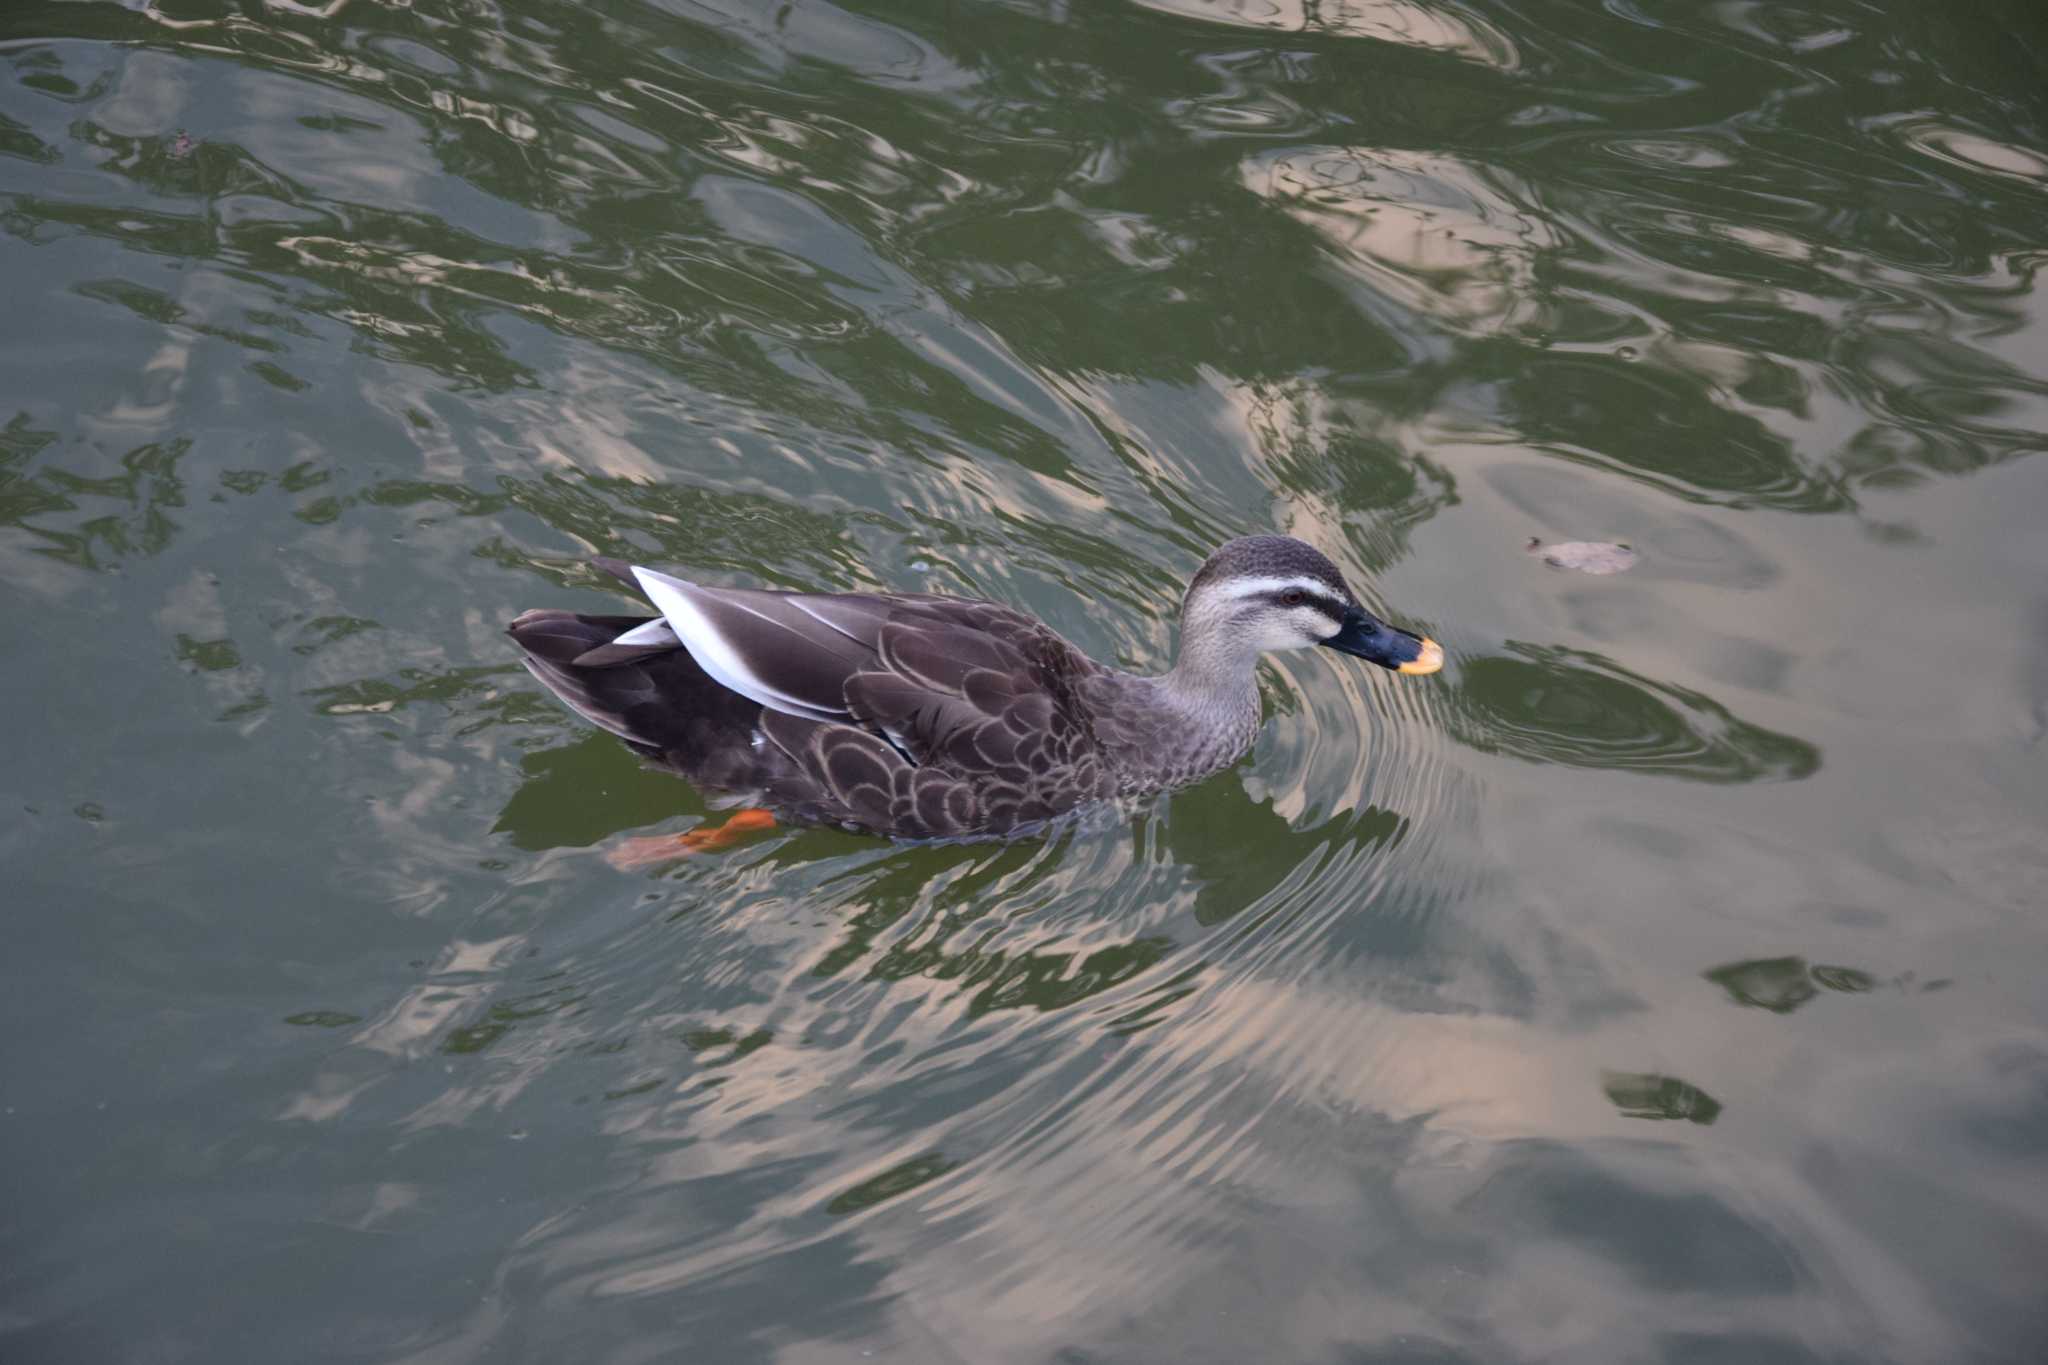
[{"xmin": 1216, "ymin": 575, "xmax": 1345, "ymax": 603}]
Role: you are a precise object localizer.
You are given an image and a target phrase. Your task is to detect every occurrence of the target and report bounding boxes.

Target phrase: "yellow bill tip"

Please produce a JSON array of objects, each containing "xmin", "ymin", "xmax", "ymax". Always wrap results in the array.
[{"xmin": 1398, "ymin": 638, "xmax": 1444, "ymax": 676}]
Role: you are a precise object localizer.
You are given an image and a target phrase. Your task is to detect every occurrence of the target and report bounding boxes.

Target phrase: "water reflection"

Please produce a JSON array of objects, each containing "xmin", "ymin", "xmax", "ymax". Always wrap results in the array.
[
  {"xmin": 1704, "ymin": 956, "xmax": 1880, "ymax": 1013},
  {"xmin": 493, "ymin": 733, "xmax": 719, "ymax": 851},
  {"xmin": 1243, "ymin": 145, "xmax": 1559, "ymax": 339},
  {"xmin": 1127, "ymin": 0, "xmax": 1520, "ymax": 68},
  {"xmin": 1602, "ymin": 1071, "xmax": 1723, "ymax": 1125},
  {"xmin": 825, "ymin": 1151, "xmax": 958, "ymax": 1216},
  {"xmin": 1449, "ymin": 643, "xmax": 1820, "ymax": 783},
  {"xmin": 6, "ymin": 0, "xmax": 2048, "ymax": 1359},
  {"xmin": 0, "ymin": 415, "xmax": 190, "ymax": 573}
]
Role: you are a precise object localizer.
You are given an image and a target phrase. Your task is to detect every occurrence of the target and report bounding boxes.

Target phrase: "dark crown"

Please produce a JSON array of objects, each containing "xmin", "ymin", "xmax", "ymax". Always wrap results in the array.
[{"xmin": 1187, "ymin": 535, "xmax": 1354, "ymax": 602}]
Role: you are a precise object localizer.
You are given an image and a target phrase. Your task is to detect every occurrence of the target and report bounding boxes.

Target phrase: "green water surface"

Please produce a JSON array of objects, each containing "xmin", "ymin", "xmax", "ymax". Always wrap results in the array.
[{"xmin": 3, "ymin": 1, "xmax": 2047, "ymax": 1361}]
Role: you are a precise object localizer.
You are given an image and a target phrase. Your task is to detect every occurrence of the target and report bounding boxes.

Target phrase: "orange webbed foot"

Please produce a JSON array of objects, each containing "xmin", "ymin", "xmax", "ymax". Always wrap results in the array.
[{"xmin": 604, "ymin": 808, "xmax": 778, "ymax": 870}]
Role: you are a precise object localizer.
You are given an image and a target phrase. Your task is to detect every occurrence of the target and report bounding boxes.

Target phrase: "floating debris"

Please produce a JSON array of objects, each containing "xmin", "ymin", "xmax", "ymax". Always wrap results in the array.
[
  {"xmin": 1527, "ymin": 537, "xmax": 1638, "ymax": 574},
  {"xmin": 1602, "ymin": 1071, "xmax": 1722, "ymax": 1125}
]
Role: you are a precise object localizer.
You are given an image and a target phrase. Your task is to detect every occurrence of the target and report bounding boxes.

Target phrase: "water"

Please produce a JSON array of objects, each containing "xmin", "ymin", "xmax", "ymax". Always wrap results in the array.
[{"xmin": 4, "ymin": 1, "xmax": 2046, "ymax": 1361}]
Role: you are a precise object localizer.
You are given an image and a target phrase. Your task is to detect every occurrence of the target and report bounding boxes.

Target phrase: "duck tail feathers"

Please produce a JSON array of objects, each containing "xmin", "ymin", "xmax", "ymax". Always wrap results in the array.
[{"xmin": 507, "ymin": 609, "xmax": 682, "ymax": 748}]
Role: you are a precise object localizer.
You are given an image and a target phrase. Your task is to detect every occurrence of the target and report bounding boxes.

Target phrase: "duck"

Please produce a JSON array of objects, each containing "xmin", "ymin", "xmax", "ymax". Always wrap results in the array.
[{"xmin": 507, "ymin": 535, "xmax": 1443, "ymax": 859}]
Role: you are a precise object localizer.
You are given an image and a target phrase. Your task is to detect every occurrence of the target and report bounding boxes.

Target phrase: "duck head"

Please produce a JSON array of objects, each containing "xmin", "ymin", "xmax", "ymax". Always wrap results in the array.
[{"xmin": 1181, "ymin": 535, "xmax": 1443, "ymax": 676}]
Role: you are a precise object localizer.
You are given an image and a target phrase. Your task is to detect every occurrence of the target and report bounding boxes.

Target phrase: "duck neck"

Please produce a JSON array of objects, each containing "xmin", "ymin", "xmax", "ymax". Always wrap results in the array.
[
  {"xmin": 1160, "ymin": 626, "xmax": 1263, "ymax": 720},
  {"xmin": 1095, "ymin": 616, "xmax": 1264, "ymax": 791}
]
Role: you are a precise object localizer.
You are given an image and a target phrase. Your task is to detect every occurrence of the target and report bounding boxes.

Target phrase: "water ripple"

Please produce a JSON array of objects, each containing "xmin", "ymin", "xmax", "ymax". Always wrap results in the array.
[{"xmin": 6, "ymin": 0, "xmax": 2048, "ymax": 1360}]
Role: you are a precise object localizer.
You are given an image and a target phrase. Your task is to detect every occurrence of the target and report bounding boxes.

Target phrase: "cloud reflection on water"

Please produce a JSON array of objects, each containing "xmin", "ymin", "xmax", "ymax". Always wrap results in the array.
[{"xmin": 5, "ymin": 0, "xmax": 2048, "ymax": 1361}]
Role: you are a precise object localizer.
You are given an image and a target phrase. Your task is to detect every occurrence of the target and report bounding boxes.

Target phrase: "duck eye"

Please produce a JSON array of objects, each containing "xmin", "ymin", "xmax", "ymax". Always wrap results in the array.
[{"xmin": 1281, "ymin": 589, "xmax": 1305, "ymax": 606}]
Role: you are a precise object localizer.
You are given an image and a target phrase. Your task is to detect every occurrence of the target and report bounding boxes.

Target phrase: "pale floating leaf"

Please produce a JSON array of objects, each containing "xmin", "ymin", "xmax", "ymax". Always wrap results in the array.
[{"xmin": 1527, "ymin": 538, "xmax": 1638, "ymax": 574}]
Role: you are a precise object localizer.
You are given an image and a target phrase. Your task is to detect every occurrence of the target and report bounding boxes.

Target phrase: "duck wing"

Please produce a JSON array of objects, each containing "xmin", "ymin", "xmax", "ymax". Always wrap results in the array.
[
  {"xmin": 627, "ymin": 565, "xmax": 912, "ymax": 723},
  {"xmin": 625, "ymin": 565, "xmax": 1112, "ymax": 836}
]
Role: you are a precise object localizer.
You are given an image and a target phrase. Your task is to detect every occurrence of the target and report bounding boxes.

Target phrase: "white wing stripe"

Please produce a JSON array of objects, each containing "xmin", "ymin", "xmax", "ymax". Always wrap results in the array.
[
  {"xmin": 631, "ymin": 567, "xmax": 846, "ymax": 723},
  {"xmin": 790, "ymin": 596, "xmax": 870, "ymax": 645},
  {"xmin": 612, "ymin": 618, "xmax": 680, "ymax": 648}
]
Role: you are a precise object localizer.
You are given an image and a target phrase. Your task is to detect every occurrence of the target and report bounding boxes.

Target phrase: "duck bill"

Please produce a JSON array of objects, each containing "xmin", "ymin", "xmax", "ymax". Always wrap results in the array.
[{"xmin": 1321, "ymin": 608, "xmax": 1444, "ymax": 675}]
